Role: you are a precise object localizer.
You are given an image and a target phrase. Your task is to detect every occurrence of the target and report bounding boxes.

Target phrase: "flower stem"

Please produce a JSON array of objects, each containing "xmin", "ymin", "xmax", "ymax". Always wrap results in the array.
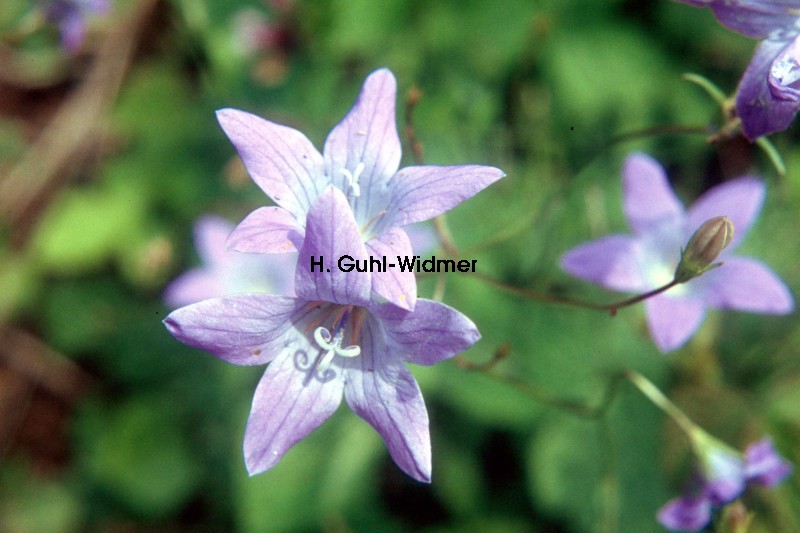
[
  {"xmin": 456, "ymin": 345, "xmax": 626, "ymax": 419},
  {"xmin": 469, "ymin": 272, "xmax": 679, "ymax": 315},
  {"xmin": 624, "ymin": 369, "xmax": 697, "ymax": 436}
]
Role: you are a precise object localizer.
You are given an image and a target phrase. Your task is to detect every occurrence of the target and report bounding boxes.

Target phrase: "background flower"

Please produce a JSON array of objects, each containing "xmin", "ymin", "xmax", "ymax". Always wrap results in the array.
[
  {"xmin": 163, "ymin": 215, "xmax": 297, "ymax": 308},
  {"xmin": 561, "ymin": 152, "xmax": 794, "ymax": 351},
  {"xmin": 673, "ymin": 0, "xmax": 800, "ymax": 138},
  {"xmin": 44, "ymin": 0, "xmax": 109, "ymax": 52},
  {"xmin": 658, "ymin": 436, "xmax": 792, "ymax": 531}
]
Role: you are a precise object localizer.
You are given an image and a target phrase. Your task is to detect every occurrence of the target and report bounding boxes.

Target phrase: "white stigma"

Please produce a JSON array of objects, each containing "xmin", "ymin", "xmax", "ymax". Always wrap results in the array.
[
  {"xmin": 313, "ymin": 326, "xmax": 361, "ymax": 372},
  {"xmin": 340, "ymin": 162, "xmax": 365, "ymax": 197}
]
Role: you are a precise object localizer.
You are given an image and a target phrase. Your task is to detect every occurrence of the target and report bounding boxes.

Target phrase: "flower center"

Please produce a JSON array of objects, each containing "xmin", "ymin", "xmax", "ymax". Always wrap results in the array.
[
  {"xmin": 312, "ymin": 308, "xmax": 361, "ymax": 371},
  {"xmin": 340, "ymin": 162, "xmax": 365, "ymax": 198}
]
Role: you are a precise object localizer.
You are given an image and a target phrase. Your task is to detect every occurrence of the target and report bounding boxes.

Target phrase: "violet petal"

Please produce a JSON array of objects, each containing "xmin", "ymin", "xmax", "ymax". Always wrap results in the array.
[
  {"xmin": 381, "ymin": 165, "xmax": 505, "ymax": 229},
  {"xmin": 745, "ymin": 437, "xmax": 793, "ymax": 487},
  {"xmin": 376, "ymin": 299, "xmax": 481, "ymax": 366},
  {"xmin": 216, "ymin": 108, "xmax": 326, "ymax": 219},
  {"xmin": 736, "ymin": 39, "xmax": 800, "ymax": 139},
  {"xmin": 697, "ymin": 256, "xmax": 794, "ymax": 313},
  {"xmin": 622, "ymin": 153, "xmax": 685, "ymax": 235},
  {"xmin": 644, "ymin": 294, "xmax": 707, "ymax": 352},
  {"xmin": 163, "ymin": 294, "xmax": 299, "ymax": 365},
  {"xmin": 227, "ymin": 206, "xmax": 303, "ymax": 253},
  {"xmin": 323, "ymin": 68, "xmax": 402, "ymax": 192},
  {"xmin": 687, "ymin": 178, "xmax": 765, "ymax": 251},
  {"xmin": 295, "ymin": 187, "xmax": 371, "ymax": 305},
  {"xmin": 244, "ymin": 348, "xmax": 345, "ymax": 475},
  {"xmin": 365, "ymin": 227, "xmax": 416, "ymax": 310},
  {"xmin": 657, "ymin": 493, "xmax": 712, "ymax": 532},
  {"xmin": 560, "ymin": 235, "xmax": 649, "ymax": 292},
  {"xmin": 342, "ymin": 315, "xmax": 432, "ymax": 482}
]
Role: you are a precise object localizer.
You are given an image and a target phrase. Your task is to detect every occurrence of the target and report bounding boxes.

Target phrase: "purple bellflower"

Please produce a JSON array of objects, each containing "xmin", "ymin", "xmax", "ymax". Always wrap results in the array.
[
  {"xmin": 658, "ymin": 436, "xmax": 792, "ymax": 531},
  {"xmin": 216, "ymin": 68, "xmax": 504, "ymax": 310},
  {"xmin": 163, "ymin": 215, "xmax": 297, "ymax": 308},
  {"xmin": 673, "ymin": 0, "xmax": 800, "ymax": 139},
  {"xmin": 163, "ymin": 187, "xmax": 480, "ymax": 482},
  {"xmin": 44, "ymin": 0, "xmax": 109, "ymax": 53},
  {"xmin": 560, "ymin": 153, "xmax": 794, "ymax": 352}
]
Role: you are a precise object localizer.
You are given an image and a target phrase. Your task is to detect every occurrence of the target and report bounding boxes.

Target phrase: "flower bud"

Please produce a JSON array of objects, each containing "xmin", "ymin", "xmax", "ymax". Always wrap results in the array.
[{"xmin": 674, "ymin": 216, "xmax": 734, "ymax": 283}]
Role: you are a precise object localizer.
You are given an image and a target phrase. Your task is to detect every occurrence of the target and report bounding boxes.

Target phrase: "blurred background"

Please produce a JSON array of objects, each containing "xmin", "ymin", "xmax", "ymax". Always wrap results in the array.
[{"xmin": 1, "ymin": 0, "xmax": 798, "ymax": 531}]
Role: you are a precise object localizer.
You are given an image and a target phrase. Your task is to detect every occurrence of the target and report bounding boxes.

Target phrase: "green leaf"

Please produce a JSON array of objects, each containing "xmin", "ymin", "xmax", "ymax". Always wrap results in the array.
[{"xmin": 76, "ymin": 396, "xmax": 202, "ymax": 518}]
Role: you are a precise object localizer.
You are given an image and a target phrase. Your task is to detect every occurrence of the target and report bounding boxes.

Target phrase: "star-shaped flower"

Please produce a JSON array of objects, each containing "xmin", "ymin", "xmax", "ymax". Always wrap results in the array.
[
  {"xmin": 163, "ymin": 215, "xmax": 297, "ymax": 308},
  {"xmin": 658, "ymin": 436, "xmax": 792, "ymax": 532},
  {"xmin": 216, "ymin": 68, "xmax": 504, "ymax": 310},
  {"xmin": 673, "ymin": 0, "xmax": 800, "ymax": 139},
  {"xmin": 44, "ymin": 0, "xmax": 109, "ymax": 53},
  {"xmin": 560, "ymin": 153, "xmax": 794, "ymax": 352},
  {"xmin": 163, "ymin": 187, "xmax": 480, "ymax": 482}
]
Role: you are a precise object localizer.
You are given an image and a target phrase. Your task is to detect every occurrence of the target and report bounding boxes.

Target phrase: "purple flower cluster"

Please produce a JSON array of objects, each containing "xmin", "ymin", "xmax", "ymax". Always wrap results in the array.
[
  {"xmin": 561, "ymin": 153, "xmax": 794, "ymax": 352},
  {"xmin": 163, "ymin": 69, "xmax": 503, "ymax": 481},
  {"xmin": 659, "ymin": 437, "xmax": 792, "ymax": 531},
  {"xmin": 674, "ymin": 0, "xmax": 800, "ymax": 139},
  {"xmin": 44, "ymin": 0, "xmax": 109, "ymax": 53}
]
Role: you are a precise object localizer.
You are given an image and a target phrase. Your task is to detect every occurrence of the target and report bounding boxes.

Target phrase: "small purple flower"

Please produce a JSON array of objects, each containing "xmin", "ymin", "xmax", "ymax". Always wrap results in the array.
[
  {"xmin": 673, "ymin": 0, "xmax": 800, "ymax": 139},
  {"xmin": 163, "ymin": 215, "xmax": 297, "ymax": 308},
  {"xmin": 163, "ymin": 188, "xmax": 480, "ymax": 482},
  {"xmin": 561, "ymin": 153, "xmax": 794, "ymax": 352},
  {"xmin": 744, "ymin": 437, "xmax": 793, "ymax": 486},
  {"xmin": 658, "ymin": 436, "xmax": 792, "ymax": 531},
  {"xmin": 216, "ymin": 68, "xmax": 504, "ymax": 310},
  {"xmin": 44, "ymin": 0, "xmax": 109, "ymax": 53}
]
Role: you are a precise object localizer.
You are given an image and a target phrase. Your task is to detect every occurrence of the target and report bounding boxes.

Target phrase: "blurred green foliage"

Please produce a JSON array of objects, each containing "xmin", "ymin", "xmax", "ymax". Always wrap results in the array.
[{"xmin": 1, "ymin": 0, "xmax": 798, "ymax": 532}]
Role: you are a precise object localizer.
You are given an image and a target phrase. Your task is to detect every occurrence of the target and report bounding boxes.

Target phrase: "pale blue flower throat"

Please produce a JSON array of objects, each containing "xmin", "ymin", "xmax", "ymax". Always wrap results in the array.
[
  {"xmin": 340, "ymin": 162, "xmax": 365, "ymax": 197},
  {"xmin": 313, "ymin": 310, "xmax": 361, "ymax": 371}
]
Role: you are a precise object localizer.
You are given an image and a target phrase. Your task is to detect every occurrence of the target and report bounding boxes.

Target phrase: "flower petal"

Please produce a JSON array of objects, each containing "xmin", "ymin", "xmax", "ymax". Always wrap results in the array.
[
  {"xmin": 163, "ymin": 269, "xmax": 225, "ymax": 309},
  {"xmin": 560, "ymin": 235, "xmax": 649, "ymax": 292},
  {"xmin": 674, "ymin": 1, "xmax": 800, "ymax": 38},
  {"xmin": 295, "ymin": 187, "xmax": 371, "ymax": 305},
  {"xmin": 769, "ymin": 34, "xmax": 800, "ymax": 101},
  {"xmin": 644, "ymin": 294, "xmax": 707, "ymax": 352},
  {"xmin": 697, "ymin": 256, "xmax": 794, "ymax": 313},
  {"xmin": 244, "ymin": 348, "xmax": 345, "ymax": 475},
  {"xmin": 216, "ymin": 108, "xmax": 325, "ymax": 218},
  {"xmin": 163, "ymin": 294, "xmax": 299, "ymax": 365},
  {"xmin": 227, "ymin": 206, "xmax": 303, "ymax": 253},
  {"xmin": 194, "ymin": 215, "xmax": 235, "ymax": 265},
  {"xmin": 736, "ymin": 39, "xmax": 800, "ymax": 139},
  {"xmin": 687, "ymin": 178, "xmax": 765, "ymax": 250},
  {"xmin": 657, "ymin": 493, "xmax": 712, "ymax": 533},
  {"xmin": 365, "ymin": 228, "xmax": 416, "ymax": 310},
  {"xmin": 323, "ymin": 68, "xmax": 402, "ymax": 192},
  {"xmin": 375, "ymin": 299, "xmax": 480, "ymax": 366},
  {"xmin": 623, "ymin": 153, "xmax": 685, "ymax": 234},
  {"xmin": 343, "ymin": 315, "xmax": 432, "ymax": 482},
  {"xmin": 744, "ymin": 437, "xmax": 793, "ymax": 487},
  {"xmin": 381, "ymin": 165, "xmax": 505, "ymax": 229},
  {"xmin": 716, "ymin": 2, "xmax": 800, "ymax": 38},
  {"xmin": 704, "ymin": 446, "xmax": 747, "ymax": 504}
]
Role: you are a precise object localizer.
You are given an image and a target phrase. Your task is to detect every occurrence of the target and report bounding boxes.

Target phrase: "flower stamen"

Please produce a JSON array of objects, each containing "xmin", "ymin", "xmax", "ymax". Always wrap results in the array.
[
  {"xmin": 312, "ymin": 310, "xmax": 361, "ymax": 372},
  {"xmin": 340, "ymin": 162, "xmax": 365, "ymax": 197}
]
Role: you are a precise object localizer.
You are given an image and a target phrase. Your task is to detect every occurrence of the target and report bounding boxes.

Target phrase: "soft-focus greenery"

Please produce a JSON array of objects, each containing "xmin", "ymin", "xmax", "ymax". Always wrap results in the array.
[{"xmin": 1, "ymin": 0, "xmax": 798, "ymax": 532}]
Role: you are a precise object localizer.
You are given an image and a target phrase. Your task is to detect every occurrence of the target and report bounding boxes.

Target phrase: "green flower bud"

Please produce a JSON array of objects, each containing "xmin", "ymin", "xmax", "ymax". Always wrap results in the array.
[{"xmin": 674, "ymin": 216, "xmax": 734, "ymax": 283}]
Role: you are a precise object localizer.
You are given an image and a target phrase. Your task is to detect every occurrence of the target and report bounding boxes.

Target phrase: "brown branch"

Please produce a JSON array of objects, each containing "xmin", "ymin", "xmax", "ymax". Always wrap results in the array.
[
  {"xmin": 0, "ymin": 0, "xmax": 161, "ymax": 243},
  {"xmin": 0, "ymin": 326, "xmax": 90, "ymax": 400}
]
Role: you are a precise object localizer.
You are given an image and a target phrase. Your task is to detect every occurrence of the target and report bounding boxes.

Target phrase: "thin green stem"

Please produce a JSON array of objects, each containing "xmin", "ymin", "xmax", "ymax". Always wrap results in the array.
[
  {"xmin": 456, "ymin": 346, "xmax": 627, "ymax": 419},
  {"xmin": 624, "ymin": 369, "xmax": 697, "ymax": 436}
]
